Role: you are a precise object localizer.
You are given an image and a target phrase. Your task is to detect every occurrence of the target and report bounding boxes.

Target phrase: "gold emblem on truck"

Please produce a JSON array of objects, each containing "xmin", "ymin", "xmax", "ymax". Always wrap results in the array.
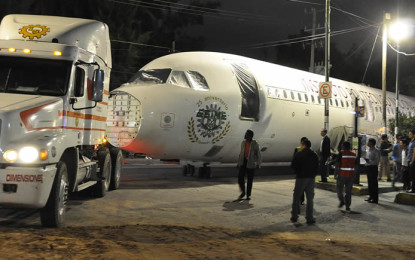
[{"xmin": 19, "ymin": 24, "xmax": 50, "ymax": 39}]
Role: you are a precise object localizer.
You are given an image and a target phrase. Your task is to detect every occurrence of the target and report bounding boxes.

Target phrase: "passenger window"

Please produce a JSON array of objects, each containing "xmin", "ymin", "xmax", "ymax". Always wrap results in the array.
[
  {"xmin": 170, "ymin": 71, "xmax": 191, "ymax": 88},
  {"xmin": 304, "ymin": 94, "xmax": 308, "ymax": 102},
  {"xmin": 335, "ymin": 99, "xmax": 338, "ymax": 107},
  {"xmin": 291, "ymin": 91, "xmax": 295, "ymax": 100},
  {"xmin": 297, "ymin": 93, "xmax": 302, "ymax": 101},
  {"xmin": 329, "ymin": 99, "xmax": 333, "ymax": 106},
  {"xmin": 187, "ymin": 71, "xmax": 209, "ymax": 91},
  {"xmin": 341, "ymin": 100, "xmax": 344, "ymax": 107},
  {"xmin": 283, "ymin": 90, "xmax": 287, "ymax": 99},
  {"xmin": 311, "ymin": 95, "xmax": 315, "ymax": 103}
]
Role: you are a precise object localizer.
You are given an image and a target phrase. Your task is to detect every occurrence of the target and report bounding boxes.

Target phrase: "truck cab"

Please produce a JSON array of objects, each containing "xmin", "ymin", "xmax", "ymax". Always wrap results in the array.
[{"xmin": 0, "ymin": 15, "xmax": 122, "ymax": 227}]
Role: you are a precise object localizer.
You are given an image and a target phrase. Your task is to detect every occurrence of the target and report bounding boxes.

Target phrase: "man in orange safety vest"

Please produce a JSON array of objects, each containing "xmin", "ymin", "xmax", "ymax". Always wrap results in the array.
[{"xmin": 336, "ymin": 141, "xmax": 357, "ymax": 212}]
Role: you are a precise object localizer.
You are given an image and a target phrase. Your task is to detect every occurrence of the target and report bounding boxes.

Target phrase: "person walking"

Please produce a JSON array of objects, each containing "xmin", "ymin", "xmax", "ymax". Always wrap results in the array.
[
  {"xmin": 336, "ymin": 141, "xmax": 357, "ymax": 212},
  {"xmin": 407, "ymin": 129, "xmax": 415, "ymax": 193},
  {"xmin": 364, "ymin": 138, "xmax": 380, "ymax": 203},
  {"xmin": 291, "ymin": 139, "xmax": 319, "ymax": 224},
  {"xmin": 378, "ymin": 134, "xmax": 392, "ymax": 181},
  {"xmin": 391, "ymin": 135, "xmax": 402, "ymax": 188},
  {"xmin": 237, "ymin": 130, "xmax": 261, "ymax": 200},
  {"xmin": 292, "ymin": 137, "xmax": 308, "ymax": 205},
  {"xmin": 319, "ymin": 129, "xmax": 331, "ymax": 182}
]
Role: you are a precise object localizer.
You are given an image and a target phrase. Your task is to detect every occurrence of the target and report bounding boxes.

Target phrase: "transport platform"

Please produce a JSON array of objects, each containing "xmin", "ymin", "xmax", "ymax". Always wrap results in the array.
[{"xmin": 316, "ymin": 175, "xmax": 415, "ymax": 206}]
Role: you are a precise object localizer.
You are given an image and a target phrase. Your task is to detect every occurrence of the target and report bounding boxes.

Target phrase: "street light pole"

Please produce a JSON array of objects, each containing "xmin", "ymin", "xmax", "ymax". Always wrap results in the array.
[
  {"xmin": 382, "ymin": 13, "xmax": 390, "ymax": 135},
  {"xmin": 324, "ymin": 0, "xmax": 330, "ymax": 131}
]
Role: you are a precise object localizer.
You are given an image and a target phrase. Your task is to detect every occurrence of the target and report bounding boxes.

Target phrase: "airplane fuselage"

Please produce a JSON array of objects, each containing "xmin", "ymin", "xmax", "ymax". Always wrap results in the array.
[{"xmin": 106, "ymin": 52, "xmax": 415, "ymax": 163}]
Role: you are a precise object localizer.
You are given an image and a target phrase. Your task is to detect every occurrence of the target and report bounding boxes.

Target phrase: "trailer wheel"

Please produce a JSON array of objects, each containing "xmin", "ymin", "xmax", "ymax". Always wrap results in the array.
[
  {"xmin": 94, "ymin": 151, "xmax": 112, "ymax": 197},
  {"xmin": 40, "ymin": 161, "xmax": 69, "ymax": 227},
  {"xmin": 109, "ymin": 148, "xmax": 122, "ymax": 190}
]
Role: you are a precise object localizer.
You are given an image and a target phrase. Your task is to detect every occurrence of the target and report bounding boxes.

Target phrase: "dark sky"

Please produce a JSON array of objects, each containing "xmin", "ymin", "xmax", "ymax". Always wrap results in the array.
[{"xmin": 186, "ymin": 0, "xmax": 415, "ymax": 77}]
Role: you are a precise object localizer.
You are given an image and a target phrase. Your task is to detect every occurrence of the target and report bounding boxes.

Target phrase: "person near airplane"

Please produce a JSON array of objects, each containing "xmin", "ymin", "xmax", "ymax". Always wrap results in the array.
[
  {"xmin": 236, "ymin": 130, "xmax": 261, "ymax": 200},
  {"xmin": 336, "ymin": 141, "xmax": 357, "ymax": 212},
  {"xmin": 378, "ymin": 134, "xmax": 392, "ymax": 181},
  {"xmin": 319, "ymin": 129, "xmax": 331, "ymax": 182},
  {"xmin": 290, "ymin": 139, "xmax": 319, "ymax": 224},
  {"xmin": 292, "ymin": 137, "xmax": 308, "ymax": 205},
  {"xmin": 364, "ymin": 138, "xmax": 380, "ymax": 203}
]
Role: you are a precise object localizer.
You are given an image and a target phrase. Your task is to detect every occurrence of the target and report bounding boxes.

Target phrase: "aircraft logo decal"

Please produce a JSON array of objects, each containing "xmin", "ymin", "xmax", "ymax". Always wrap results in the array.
[
  {"xmin": 188, "ymin": 96, "xmax": 231, "ymax": 144},
  {"xmin": 19, "ymin": 24, "xmax": 50, "ymax": 39}
]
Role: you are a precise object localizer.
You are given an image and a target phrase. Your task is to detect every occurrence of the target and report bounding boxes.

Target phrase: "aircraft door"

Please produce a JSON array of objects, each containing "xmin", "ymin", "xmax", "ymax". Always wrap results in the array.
[{"xmin": 230, "ymin": 63, "xmax": 260, "ymax": 121}]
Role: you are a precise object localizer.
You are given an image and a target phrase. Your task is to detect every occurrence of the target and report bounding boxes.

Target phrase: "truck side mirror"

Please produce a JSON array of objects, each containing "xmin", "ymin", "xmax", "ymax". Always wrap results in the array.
[
  {"xmin": 92, "ymin": 69, "xmax": 104, "ymax": 102},
  {"xmin": 74, "ymin": 67, "xmax": 85, "ymax": 97}
]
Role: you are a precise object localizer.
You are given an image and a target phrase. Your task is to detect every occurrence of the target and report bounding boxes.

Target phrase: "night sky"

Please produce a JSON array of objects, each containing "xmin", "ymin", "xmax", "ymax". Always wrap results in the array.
[
  {"xmin": 188, "ymin": 0, "xmax": 415, "ymax": 66},
  {"xmin": 2, "ymin": 0, "xmax": 415, "ymax": 90}
]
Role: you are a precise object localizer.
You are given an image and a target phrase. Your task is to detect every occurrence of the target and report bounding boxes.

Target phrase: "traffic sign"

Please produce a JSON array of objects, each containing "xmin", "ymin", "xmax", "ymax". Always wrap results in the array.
[
  {"xmin": 319, "ymin": 82, "xmax": 332, "ymax": 99},
  {"xmin": 356, "ymin": 106, "xmax": 365, "ymax": 117}
]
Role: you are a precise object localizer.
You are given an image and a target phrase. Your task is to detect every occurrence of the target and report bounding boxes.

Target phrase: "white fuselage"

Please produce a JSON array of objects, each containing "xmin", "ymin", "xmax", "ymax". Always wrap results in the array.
[{"xmin": 106, "ymin": 52, "xmax": 415, "ymax": 163}]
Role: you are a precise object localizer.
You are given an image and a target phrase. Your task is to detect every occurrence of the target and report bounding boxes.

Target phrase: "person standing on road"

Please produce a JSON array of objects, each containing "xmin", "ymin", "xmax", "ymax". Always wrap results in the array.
[
  {"xmin": 336, "ymin": 141, "xmax": 357, "ymax": 212},
  {"xmin": 391, "ymin": 135, "xmax": 402, "ymax": 188},
  {"xmin": 291, "ymin": 139, "xmax": 319, "ymax": 224},
  {"xmin": 378, "ymin": 134, "xmax": 392, "ymax": 181},
  {"xmin": 319, "ymin": 129, "xmax": 331, "ymax": 182},
  {"xmin": 292, "ymin": 137, "xmax": 308, "ymax": 205},
  {"xmin": 237, "ymin": 130, "xmax": 261, "ymax": 200},
  {"xmin": 400, "ymin": 138, "xmax": 410, "ymax": 191},
  {"xmin": 407, "ymin": 129, "xmax": 415, "ymax": 193},
  {"xmin": 364, "ymin": 138, "xmax": 380, "ymax": 204}
]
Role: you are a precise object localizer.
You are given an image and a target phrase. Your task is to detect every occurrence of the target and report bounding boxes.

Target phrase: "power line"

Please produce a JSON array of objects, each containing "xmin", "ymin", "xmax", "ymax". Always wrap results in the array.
[{"xmin": 246, "ymin": 24, "xmax": 377, "ymax": 49}]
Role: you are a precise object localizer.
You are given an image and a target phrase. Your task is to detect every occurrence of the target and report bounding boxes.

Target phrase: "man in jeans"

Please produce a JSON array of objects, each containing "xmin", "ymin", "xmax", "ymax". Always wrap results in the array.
[
  {"xmin": 378, "ymin": 134, "xmax": 392, "ymax": 181},
  {"xmin": 291, "ymin": 139, "xmax": 319, "ymax": 224},
  {"xmin": 336, "ymin": 141, "xmax": 357, "ymax": 212}
]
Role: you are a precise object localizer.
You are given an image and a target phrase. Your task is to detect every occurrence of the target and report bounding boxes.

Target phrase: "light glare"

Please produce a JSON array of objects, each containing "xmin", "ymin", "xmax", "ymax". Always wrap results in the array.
[
  {"xmin": 19, "ymin": 147, "xmax": 39, "ymax": 163},
  {"xmin": 3, "ymin": 150, "xmax": 18, "ymax": 162}
]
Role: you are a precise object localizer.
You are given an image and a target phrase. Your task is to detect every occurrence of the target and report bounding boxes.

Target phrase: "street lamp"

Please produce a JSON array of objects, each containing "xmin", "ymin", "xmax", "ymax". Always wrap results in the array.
[{"xmin": 389, "ymin": 19, "xmax": 412, "ymax": 138}]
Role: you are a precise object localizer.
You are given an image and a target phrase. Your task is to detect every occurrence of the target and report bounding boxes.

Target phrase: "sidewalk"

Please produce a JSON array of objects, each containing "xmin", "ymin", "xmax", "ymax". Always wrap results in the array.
[{"xmin": 315, "ymin": 174, "xmax": 415, "ymax": 206}]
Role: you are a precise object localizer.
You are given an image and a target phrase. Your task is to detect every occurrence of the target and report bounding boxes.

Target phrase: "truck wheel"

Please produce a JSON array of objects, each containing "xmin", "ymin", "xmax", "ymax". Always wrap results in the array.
[
  {"xmin": 40, "ymin": 161, "xmax": 69, "ymax": 227},
  {"xmin": 94, "ymin": 151, "xmax": 112, "ymax": 197},
  {"xmin": 109, "ymin": 148, "xmax": 122, "ymax": 190}
]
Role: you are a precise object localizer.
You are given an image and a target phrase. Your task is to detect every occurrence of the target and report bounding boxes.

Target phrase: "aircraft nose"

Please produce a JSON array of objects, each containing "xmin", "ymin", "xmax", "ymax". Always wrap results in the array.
[{"xmin": 106, "ymin": 91, "xmax": 142, "ymax": 148}]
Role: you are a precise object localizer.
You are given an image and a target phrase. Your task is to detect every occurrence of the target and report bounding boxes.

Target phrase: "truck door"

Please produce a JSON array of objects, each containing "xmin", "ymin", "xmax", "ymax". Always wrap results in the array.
[{"xmin": 230, "ymin": 63, "xmax": 260, "ymax": 121}]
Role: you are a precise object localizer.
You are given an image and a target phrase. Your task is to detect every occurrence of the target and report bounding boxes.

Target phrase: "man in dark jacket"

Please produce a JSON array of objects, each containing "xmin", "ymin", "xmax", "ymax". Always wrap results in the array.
[
  {"xmin": 319, "ymin": 129, "xmax": 331, "ymax": 182},
  {"xmin": 291, "ymin": 139, "xmax": 319, "ymax": 224}
]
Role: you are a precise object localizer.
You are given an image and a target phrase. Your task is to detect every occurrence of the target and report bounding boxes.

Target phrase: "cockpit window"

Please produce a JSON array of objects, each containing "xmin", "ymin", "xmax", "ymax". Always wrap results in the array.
[
  {"xmin": 128, "ymin": 69, "xmax": 171, "ymax": 84},
  {"xmin": 187, "ymin": 71, "xmax": 209, "ymax": 91},
  {"xmin": 170, "ymin": 71, "xmax": 191, "ymax": 88}
]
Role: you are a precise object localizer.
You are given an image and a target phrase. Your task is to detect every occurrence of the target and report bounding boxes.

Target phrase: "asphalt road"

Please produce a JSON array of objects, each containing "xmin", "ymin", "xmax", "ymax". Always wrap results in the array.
[{"xmin": 1, "ymin": 159, "xmax": 415, "ymax": 246}]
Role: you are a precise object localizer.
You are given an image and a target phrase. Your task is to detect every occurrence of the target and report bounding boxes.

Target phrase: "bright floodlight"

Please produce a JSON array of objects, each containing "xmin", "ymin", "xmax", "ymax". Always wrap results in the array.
[{"xmin": 390, "ymin": 20, "xmax": 412, "ymax": 42}]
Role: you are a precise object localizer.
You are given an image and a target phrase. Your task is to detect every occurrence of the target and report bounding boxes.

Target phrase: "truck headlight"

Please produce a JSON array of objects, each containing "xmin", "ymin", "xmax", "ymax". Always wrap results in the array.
[
  {"xmin": 3, "ymin": 147, "xmax": 48, "ymax": 163},
  {"xmin": 19, "ymin": 147, "xmax": 39, "ymax": 163},
  {"xmin": 3, "ymin": 150, "xmax": 18, "ymax": 162}
]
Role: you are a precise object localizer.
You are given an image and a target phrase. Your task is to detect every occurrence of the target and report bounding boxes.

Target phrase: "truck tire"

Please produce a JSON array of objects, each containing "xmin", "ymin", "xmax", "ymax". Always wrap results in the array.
[
  {"xmin": 109, "ymin": 148, "xmax": 122, "ymax": 190},
  {"xmin": 40, "ymin": 161, "xmax": 69, "ymax": 227},
  {"xmin": 94, "ymin": 150, "xmax": 112, "ymax": 197}
]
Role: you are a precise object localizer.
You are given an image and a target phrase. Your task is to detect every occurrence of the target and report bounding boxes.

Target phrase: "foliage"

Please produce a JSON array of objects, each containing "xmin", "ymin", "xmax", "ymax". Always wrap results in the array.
[
  {"xmin": 388, "ymin": 111, "xmax": 415, "ymax": 138},
  {"xmin": 0, "ymin": 0, "xmax": 220, "ymax": 90}
]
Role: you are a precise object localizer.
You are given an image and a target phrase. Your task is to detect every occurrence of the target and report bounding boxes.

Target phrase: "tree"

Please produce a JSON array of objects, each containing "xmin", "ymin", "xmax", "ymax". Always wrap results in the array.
[
  {"xmin": 388, "ymin": 112, "xmax": 415, "ymax": 137},
  {"xmin": 1, "ymin": 0, "xmax": 220, "ymax": 90}
]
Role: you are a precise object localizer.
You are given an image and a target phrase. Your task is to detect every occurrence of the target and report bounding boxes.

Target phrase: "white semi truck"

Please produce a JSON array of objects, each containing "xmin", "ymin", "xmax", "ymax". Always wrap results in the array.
[{"xmin": 0, "ymin": 14, "xmax": 122, "ymax": 227}]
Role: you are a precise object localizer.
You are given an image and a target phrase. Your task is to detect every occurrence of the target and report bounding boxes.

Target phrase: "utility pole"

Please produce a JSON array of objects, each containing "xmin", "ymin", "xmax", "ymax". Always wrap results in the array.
[
  {"xmin": 382, "ymin": 13, "xmax": 391, "ymax": 134},
  {"xmin": 324, "ymin": 0, "xmax": 330, "ymax": 131},
  {"xmin": 309, "ymin": 7, "xmax": 316, "ymax": 73}
]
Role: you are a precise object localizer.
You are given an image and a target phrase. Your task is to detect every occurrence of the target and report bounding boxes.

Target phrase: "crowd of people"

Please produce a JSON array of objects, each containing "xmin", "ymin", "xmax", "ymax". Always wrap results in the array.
[{"xmin": 236, "ymin": 128, "xmax": 415, "ymax": 225}]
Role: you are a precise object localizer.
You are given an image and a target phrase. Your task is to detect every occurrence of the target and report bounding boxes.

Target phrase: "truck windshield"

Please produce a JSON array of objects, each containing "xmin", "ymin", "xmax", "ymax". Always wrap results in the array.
[
  {"xmin": 0, "ymin": 57, "xmax": 71, "ymax": 96},
  {"xmin": 128, "ymin": 69, "xmax": 171, "ymax": 85}
]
